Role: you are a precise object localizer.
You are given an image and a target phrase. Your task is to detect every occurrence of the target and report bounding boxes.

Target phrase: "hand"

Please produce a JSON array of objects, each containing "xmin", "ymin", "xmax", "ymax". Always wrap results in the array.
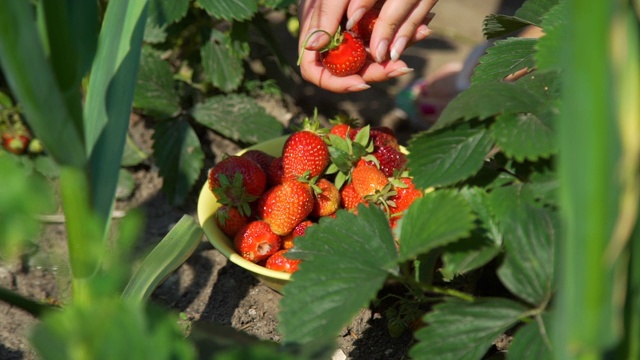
[{"xmin": 298, "ymin": 0, "xmax": 438, "ymax": 93}]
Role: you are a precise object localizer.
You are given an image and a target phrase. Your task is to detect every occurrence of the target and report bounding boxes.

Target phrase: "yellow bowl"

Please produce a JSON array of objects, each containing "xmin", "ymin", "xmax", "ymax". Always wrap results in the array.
[{"xmin": 197, "ymin": 136, "xmax": 291, "ymax": 293}]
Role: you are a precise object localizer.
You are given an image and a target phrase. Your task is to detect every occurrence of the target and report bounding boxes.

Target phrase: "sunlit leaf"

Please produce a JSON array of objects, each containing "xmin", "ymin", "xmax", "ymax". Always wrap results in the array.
[
  {"xmin": 152, "ymin": 120, "xmax": 204, "ymax": 205},
  {"xmin": 191, "ymin": 94, "xmax": 283, "ymax": 143},
  {"xmin": 410, "ymin": 298, "xmax": 529, "ymax": 360},
  {"xmin": 134, "ymin": 46, "xmax": 181, "ymax": 118},
  {"xmin": 482, "ymin": 14, "xmax": 533, "ymax": 39},
  {"xmin": 514, "ymin": 0, "xmax": 560, "ymax": 25},
  {"xmin": 280, "ymin": 205, "xmax": 398, "ymax": 344},
  {"xmin": 198, "ymin": 0, "xmax": 258, "ymax": 21},
  {"xmin": 535, "ymin": 2, "xmax": 567, "ymax": 71},
  {"xmin": 201, "ymin": 33, "xmax": 244, "ymax": 92},
  {"xmin": 491, "ymin": 111, "xmax": 556, "ymax": 162},
  {"xmin": 472, "ymin": 38, "xmax": 537, "ymax": 84}
]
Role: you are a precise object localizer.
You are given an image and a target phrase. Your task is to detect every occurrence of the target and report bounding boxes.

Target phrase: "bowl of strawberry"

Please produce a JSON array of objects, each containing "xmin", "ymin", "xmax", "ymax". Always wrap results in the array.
[{"xmin": 197, "ymin": 115, "xmax": 423, "ymax": 293}]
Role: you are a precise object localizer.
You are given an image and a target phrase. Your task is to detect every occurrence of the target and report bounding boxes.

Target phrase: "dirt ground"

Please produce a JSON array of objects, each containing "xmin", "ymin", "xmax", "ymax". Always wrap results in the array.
[{"xmin": 0, "ymin": 1, "xmax": 525, "ymax": 359}]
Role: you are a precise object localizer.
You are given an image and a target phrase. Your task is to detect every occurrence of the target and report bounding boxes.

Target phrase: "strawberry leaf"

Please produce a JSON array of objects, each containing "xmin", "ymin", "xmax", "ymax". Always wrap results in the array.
[
  {"xmin": 410, "ymin": 298, "xmax": 529, "ymax": 360},
  {"xmin": 398, "ymin": 190, "xmax": 476, "ymax": 262},
  {"xmin": 482, "ymin": 14, "xmax": 534, "ymax": 40},
  {"xmin": 408, "ymin": 122, "xmax": 494, "ymax": 189},
  {"xmin": 152, "ymin": 120, "xmax": 204, "ymax": 205},
  {"xmin": 490, "ymin": 185, "xmax": 557, "ymax": 306},
  {"xmin": 280, "ymin": 205, "xmax": 399, "ymax": 344},
  {"xmin": 535, "ymin": 2, "xmax": 567, "ymax": 71},
  {"xmin": 134, "ymin": 46, "xmax": 181, "ymax": 119},
  {"xmin": 514, "ymin": 0, "xmax": 560, "ymax": 25},
  {"xmin": 143, "ymin": 0, "xmax": 190, "ymax": 43},
  {"xmin": 191, "ymin": 94, "xmax": 283, "ymax": 143},
  {"xmin": 201, "ymin": 30, "xmax": 244, "ymax": 92},
  {"xmin": 198, "ymin": 0, "xmax": 258, "ymax": 21},
  {"xmin": 471, "ymin": 38, "xmax": 537, "ymax": 85},
  {"xmin": 507, "ymin": 313, "xmax": 552, "ymax": 359},
  {"xmin": 491, "ymin": 111, "xmax": 556, "ymax": 162}
]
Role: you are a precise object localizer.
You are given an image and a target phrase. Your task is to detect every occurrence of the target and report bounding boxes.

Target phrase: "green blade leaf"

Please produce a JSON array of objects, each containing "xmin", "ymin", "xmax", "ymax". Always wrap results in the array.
[
  {"xmin": 491, "ymin": 185, "xmax": 557, "ymax": 306},
  {"xmin": 490, "ymin": 111, "xmax": 556, "ymax": 162},
  {"xmin": 0, "ymin": 1, "xmax": 85, "ymax": 167},
  {"xmin": 191, "ymin": 94, "xmax": 284, "ymax": 143},
  {"xmin": 152, "ymin": 119, "xmax": 204, "ymax": 205},
  {"xmin": 280, "ymin": 205, "xmax": 399, "ymax": 344},
  {"xmin": 198, "ymin": 0, "xmax": 258, "ymax": 21},
  {"xmin": 410, "ymin": 298, "xmax": 529, "ymax": 360},
  {"xmin": 123, "ymin": 215, "xmax": 203, "ymax": 303},
  {"xmin": 432, "ymin": 82, "xmax": 545, "ymax": 131},
  {"xmin": 507, "ymin": 314, "xmax": 552, "ymax": 360},
  {"xmin": 471, "ymin": 38, "xmax": 537, "ymax": 85},
  {"xmin": 398, "ymin": 190, "xmax": 476, "ymax": 261},
  {"xmin": 201, "ymin": 32, "xmax": 244, "ymax": 92},
  {"xmin": 84, "ymin": 0, "xmax": 148, "ymax": 224},
  {"xmin": 134, "ymin": 45, "xmax": 181, "ymax": 118},
  {"xmin": 408, "ymin": 122, "xmax": 494, "ymax": 189}
]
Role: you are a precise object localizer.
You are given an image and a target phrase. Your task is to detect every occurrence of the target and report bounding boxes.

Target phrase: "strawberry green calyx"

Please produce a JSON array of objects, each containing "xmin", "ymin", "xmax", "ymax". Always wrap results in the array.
[
  {"xmin": 212, "ymin": 173, "xmax": 258, "ymax": 217},
  {"xmin": 291, "ymin": 108, "xmax": 329, "ymax": 136}
]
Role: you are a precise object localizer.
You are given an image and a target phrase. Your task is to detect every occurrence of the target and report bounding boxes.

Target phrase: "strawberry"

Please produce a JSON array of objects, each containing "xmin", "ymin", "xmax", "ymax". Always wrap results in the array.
[
  {"xmin": 351, "ymin": 160, "xmax": 389, "ymax": 198},
  {"xmin": 282, "ymin": 219, "xmax": 313, "ymax": 249},
  {"xmin": 389, "ymin": 177, "xmax": 422, "ymax": 214},
  {"xmin": 352, "ymin": 8, "xmax": 380, "ymax": 44},
  {"xmin": 310, "ymin": 178, "xmax": 341, "ymax": 218},
  {"xmin": 282, "ymin": 117, "xmax": 330, "ymax": 179},
  {"xmin": 340, "ymin": 181, "xmax": 364, "ymax": 210},
  {"xmin": 369, "ymin": 145, "xmax": 408, "ymax": 177},
  {"xmin": 241, "ymin": 149, "xmax": 276, "ymax": 174},
  {"xmin": 320, "ymin": 30, "xmax": 367, "ymax": 77},
  {"xmin": 216, "ymin": 204, "xmax": 251, "ymax": 238},
  {"xmin": 351, "ymin": 126, "xmax": 399, "ymax": 149},
  {"xmin": 267, "ymin": 156, "xmax": 285, "ymax": 186},
  {"xmin": 209, "ymin": 156, "xmax": 267, "ymax": 199},
  {"xmin": 265, "ymin": 249, "xmax": 301, "ymax": 273},
  {"xmin": 328, "ymin": 114, "xmax": 361, "ymax": 139},
  {"xmin": 258, "ymin": 179, "xmax": 314, "ymax": 236},
  {"xmin": 2, "ymin": 133, "xmax": 30, "ymax": 155},
  {"xmin": 234, "ymin": 220, "xmax": 281, "ymax": 263}
]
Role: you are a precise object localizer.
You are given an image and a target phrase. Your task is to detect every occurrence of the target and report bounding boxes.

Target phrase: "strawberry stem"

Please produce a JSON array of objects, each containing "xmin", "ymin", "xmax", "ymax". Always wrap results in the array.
[{"xmin": 296, "ymin": 28, "xmax": 334, "ymax": 66}]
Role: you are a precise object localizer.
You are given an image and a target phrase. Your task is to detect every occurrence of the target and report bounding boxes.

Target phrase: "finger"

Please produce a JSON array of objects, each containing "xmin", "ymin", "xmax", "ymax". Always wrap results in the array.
[
  {"xmin": 368, "ymin": 0, "xmax": 420, "ymax": 62},
  {"xmin": 344, "ymin": 0, "xmax": 378, "ymax": 30},
  {"xmin": 359, "ymin": 59, "xmax": 413, "ymax": 83},
  {"xmin": 299, "ymin": 0, "xmax": 349, "ymax": 51},
  {"xmin": 389, "ymin": 3, "xmax": 437, "ymax": 61},
  {"xmin": 298, "ymin": 48, "xmax": 370, "ymax": 93}
]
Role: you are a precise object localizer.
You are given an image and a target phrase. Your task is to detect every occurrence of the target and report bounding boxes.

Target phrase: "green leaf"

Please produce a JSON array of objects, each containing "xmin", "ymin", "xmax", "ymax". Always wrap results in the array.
[
  {"xmin": 148, "ymin": 0, "xmax": 189, "ymax": 25},
  {"xmin": 410, "ymin": 298, "xmax": 529, "ymax": 360},
  {"xmin": 0, "ymin": 1, "xmax": 85, "ymax": 167},
  {"xmin": 535, "ymin": 2, "xmax": 567, "ymax": 71},
  {"xmin": 280, "ymin": 205, "xmax": 399, "ymax": 344},
  {"xmin": 471, "ymin": 38, "xmax": 537, "ymax": 85},
  {"xmin": 490, "ymin": 111, "xmax": 556, "ymax": 162},
  {"xmin": 122, "ymin": 215, "xmax": 203, "ymax": 303},
  {"xmin": 116, "ymin": 169, "xmax": 136, "ymax": 200},
  {"xmin": 191, "ymin": 94, "xmax": 284, "ymax": 143},
  {"xmin": 433, "ymin": 82, "xmax": 545, "ymax": 131},
  {"xmin": 201, "ymin": 32, "xmax": 244, "ymax": 92},
  {"xmin": 198, "ymin": 0, "xmax": 258, "ymax": 21},
  {"xmin": 0, "ymin": 89, "xmax": 14, "ymax": 108},
  {"xmin": 491, "ymin": 186, "xmax": 557, "ymax": 306},
  {"xmin": 482, "ymin": 14, "xmax": 534, "ymax": 39},
  {"xmin": 134, "ymin": 46, "xmax": 181, "ymax": 118},
  {"xmin": 508, "ymin": 314, "xmax": 552, "ymax": 360},
  {"xmin": 514, "ymin": 0, "xmax": 560, "ymax": 25},
  {"xmin": 398, "ymin": 190, "xmax": 476, "ymax": 262},
  {"xmin": 121, "ymin": 134, "xmax": 149, "ymax": 167},
  {"xmin": 408, "ymin": 122, "xmax": 494, "ymax": 189},
  {"xmin": 152, "ymin": 119, "xmax": 204, "ymax": 205}
]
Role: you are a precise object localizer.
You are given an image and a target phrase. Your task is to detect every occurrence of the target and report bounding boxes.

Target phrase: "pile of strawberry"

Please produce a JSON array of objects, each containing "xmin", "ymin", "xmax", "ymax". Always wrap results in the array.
[{"xmin": 207, "ymin": 114, "xmax": 422, "ymax": 274}]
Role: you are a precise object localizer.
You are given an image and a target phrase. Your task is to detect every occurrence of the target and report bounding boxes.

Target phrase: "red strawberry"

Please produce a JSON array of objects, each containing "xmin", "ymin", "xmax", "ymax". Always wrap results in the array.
[
  {"xmin": 216, "ymin": 204, "xmax": 251, "ymax": 238},
  {"xmin": 351, "ymin": 160, "xmax": 389, "ymax": 198},
  {"xmin": 208, "ymin": 156, "xmax": 267, "ymax": 200},
  {"xmin": 310, "ymin": 178, "xmax": 341, "ymax": 218},
  {"xmin": 282, "ymin": 118, "xmax": 330, "ymax": 179},
  {"xmin": 368, "ymin": 145, "xmax": 408, "ymax": 177},
  {"xmin": 351, "ymin": 126, "xmax": 399, "ymax": 149},
  {"xmin": 352, "ymin": 8, "xmax": 380, "ymax": 44},
  {"xmin": 258, "ymin": 179, "xmax": 314, "ymax": 235},
  {"xmin": 319, "ymin": 30, "xmax": 367, "ymax": 77},
  {"xmin": 241, "ymin": 150, "xmax": 276, "ymax": 174},
  {"xmin": 267, "ymin": 156, "xmax": 285, "ymax": 186},
  {"xmin": 340, "ymin": 181, "xmax": 364, "ymax": 210},
  {"xmin": 389, "ymin": 177, "xmax": 423, "ymax": 214},
  {"xmin": 282, "ymin": 219, "xmax": 313, "ymax": 249},
  {"xmin": 328, "ymin": 114, "xmax": 360, "ymax": 139},
  {"xmin": 2, "ymin": 133, "xmax": 30, "ymax": 155},
  {"xmin": 234, "ymin": 220, "xmax": 281, "ymax": 263},
  {"xmin": 265, "ymin": 249, "xmax": 301, "ymax": 273}
]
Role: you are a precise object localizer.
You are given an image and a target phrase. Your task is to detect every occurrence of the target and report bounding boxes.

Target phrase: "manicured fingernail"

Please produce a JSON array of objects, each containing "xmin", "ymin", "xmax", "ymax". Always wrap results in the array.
[
  {"xmin": 346, "ymin": 8, "xmax": 366, "ymax": 30},
  {"xmin": 376, "ymin": 39, "xmax": 389, "ymax": 63},
  {"xmin": 417, "ymin": 25, "xmax": 432, "ymax": 39},
  {"xmin": 420, "ymin": 103, "xmax": 438, "ymax": 115},
  {"xmin": 347, "ymin": 84, "xmax": 371, "ymax": 92},
  {"xmin": 390, "ymin": 37, "xmax": 408, "ymax": 61},
  {"xmin": 426, "ymin": 12, "xmax": 436, "ymax": 25},
  {"xmin": 388, "ymin": 67, "xmax": 414, "ymax": 78},
  {"xmin": 306, "ymin": 29, "xmax": 326, "ymax": 49}
]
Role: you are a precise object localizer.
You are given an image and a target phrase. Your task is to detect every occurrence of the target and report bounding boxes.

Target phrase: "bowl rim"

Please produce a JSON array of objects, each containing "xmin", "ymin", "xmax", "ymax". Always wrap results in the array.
[{"xmin": 197, "ymin": 136, "xmax": 293, "ymax": 281}]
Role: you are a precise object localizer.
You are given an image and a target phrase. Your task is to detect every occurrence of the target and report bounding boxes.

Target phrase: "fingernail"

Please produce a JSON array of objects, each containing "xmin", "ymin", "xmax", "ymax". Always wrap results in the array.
[
  {"xmin": 390, "ymin": 37, "xmax": 408, "ymax": 61},
  {"xmin": 346, "ymin": 8, "xmax": 366, "ymax": 30},
  {"xmin": 347, "ymin": 84, "xmax": 371, "ymax": 92},
  {"xmin": 376, "ymin": 39, "xmax": 389, "ymax": 63},
  {"xmin": 306, "ymin": 29, "xmax": 326, "ymax": 49},
  {"xmin": 417, "ymin": 25, "xmax": 432, "ymax": 39},
  {"xmin": 426, "ymin": 12, "xmax": 436, "ymax": 25},
  {"xmin": 388, "ymin": 67, "xmax": 414, "ymax": 78}
]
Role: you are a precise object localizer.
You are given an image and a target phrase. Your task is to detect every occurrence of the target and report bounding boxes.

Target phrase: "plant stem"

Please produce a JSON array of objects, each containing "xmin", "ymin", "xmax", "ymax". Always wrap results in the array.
[{"xmin": 0, "ymin": 285, "xmax": 58, "ymax": 317}]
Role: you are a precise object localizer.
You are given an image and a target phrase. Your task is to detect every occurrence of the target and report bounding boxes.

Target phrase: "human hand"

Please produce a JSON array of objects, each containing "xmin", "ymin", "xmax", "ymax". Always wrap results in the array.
[{"xmin": 298, "ymin": 0, "xmax": 438, "ymax": 93}]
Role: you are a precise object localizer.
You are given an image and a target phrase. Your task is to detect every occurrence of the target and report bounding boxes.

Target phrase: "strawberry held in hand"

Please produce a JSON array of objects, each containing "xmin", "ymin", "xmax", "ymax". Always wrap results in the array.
[
  {"xmin": 299, "ymin": 27, "xmax": 366, "ymax": 77},
  {"xmin": 352, "ymin": 8, "xmax": 380, "ymax": 44}
]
